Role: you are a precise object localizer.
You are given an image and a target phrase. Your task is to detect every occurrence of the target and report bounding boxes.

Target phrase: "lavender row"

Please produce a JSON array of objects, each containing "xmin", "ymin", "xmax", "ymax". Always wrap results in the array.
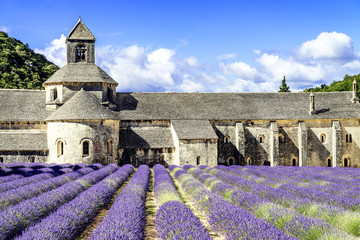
[
  {"xmin": 0, "ymin": 163, "xmax": 118, "ymax": 240},
  {"xmin": 206, "ymin": 165, "xmax": 360, "ymax": 238},
  {"xmin": 223, "ymin": 165, "xmax": 360, "ymax": 210},
  {"xmin": 0, "ymin": 166, "xmax": 96, "ymax": 210},
  {"xmin": 16, "ymin": 164, "xmax": 134, "ymax": 240},
  {"xmin": 0, "ymin": 172, "xmax": 56, "ymax": 193},
  {"xmin": 153, "ymin": 164, "xmax": 210, "ymax": 239},
  {"xmin": 172, "ymin": 165, "xmax": 295, "ymax": 240},
  {"xmin": 89, "ymin": 165, "xmax": 150, "ymax": 240}
]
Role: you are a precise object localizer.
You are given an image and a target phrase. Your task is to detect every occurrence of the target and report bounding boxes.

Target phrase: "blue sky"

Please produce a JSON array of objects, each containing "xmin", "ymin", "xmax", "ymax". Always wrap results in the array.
[{"xmin": 1, "ymin": 0, "xmax": 360, "ymax": 92}]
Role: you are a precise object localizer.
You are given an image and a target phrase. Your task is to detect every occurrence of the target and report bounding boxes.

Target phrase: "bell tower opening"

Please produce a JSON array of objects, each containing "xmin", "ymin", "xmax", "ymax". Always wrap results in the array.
[{"xmin": 76, "ymin": 44, "xmax": 86, "ymax": 62}]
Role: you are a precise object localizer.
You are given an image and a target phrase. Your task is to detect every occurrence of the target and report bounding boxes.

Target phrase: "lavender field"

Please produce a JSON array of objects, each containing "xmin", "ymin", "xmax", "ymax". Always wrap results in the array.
[{"xmin": 0, "ymin": 162, "xmax": 360, "ymax": 240}]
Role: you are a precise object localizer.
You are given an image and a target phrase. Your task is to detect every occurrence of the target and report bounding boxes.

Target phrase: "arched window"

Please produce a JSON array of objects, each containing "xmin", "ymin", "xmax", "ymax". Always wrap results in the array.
[
  {"xmin": 130, "ymin": 155, "xmax": 136, "ymax": 165},
  {"xmin": 224, "ymin": 136, "xmax": 230, "ymax": 144},
  {"xmin": 258, "ymin": 135, "xmax": 265, "ymax": 143},
  {"xmin": 343, "ymin": 157, "xmax": 350, "ymax": 167},
  {"xmin": 327, "ymin": 157, "xmax": 332, "ymax": 167},
  {"xmin": 292, "ymin": 157, "xmax": 297, "ymax": 166},
  {"xmin": 320, "ymin": 133, "xmax": 326, "ymax": 143},
  {"xmin": 0, "ymin": 157, "xmax": 3, "ymax": 163},
  {"xmin": 196, "ymin": 156, "xmax": 200, "ymax": 165},
  {"xmin": 227, "ymin": 156, "xmax": 235, "ymax": 166},
  {"xmin": 82, "ymin": 141, "xmax": 89, "ymax": 157},
  {"xmin": 107, "ymin": 139, "xmax": 113, "ymax": 156},
  {"xmin": 57, "ymin": 140, "xmax": 64, "ymax": 157},
  {"xmin": 346, "ymin": 134, "xmax": 352, "ymax": 143},
  {"xmin": 246, "ymin": 157, "xmax": 252, "ymax": 165},
  {"xmin": 51, "ymin": 87, "xmax": 57, "ymax": 101},
  {"xmin": 279, "ymin": 134, "xmax": 285, "ymax": 143},
  {"xmin": 29, "ymin": 156, "xmax": 35, "ymax": 163},
  {"xmin": 160, "ymin": 154, "xmax": 166, "ymax": 161},
  {"xmin": 76, "ymin": 44, "xmax": 86, "ymax": 62},
  {"xmin": 263, "ymin": 160, "xmax": 271, "ymax": 166}
]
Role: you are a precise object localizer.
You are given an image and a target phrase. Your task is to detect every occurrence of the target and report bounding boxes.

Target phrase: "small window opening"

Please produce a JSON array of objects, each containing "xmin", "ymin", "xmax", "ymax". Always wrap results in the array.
[
  {"xmin": 320, "ymin": 133, "xmax": 326, "ymax": 143},
  {"xmin": 0, "ymin": 157, "xmax": 3, "ymax": 163},
  {"xmin": 259, "ymin": 135, "xmax": 264, "ymax": 143},
  {"xmin": 82, "ymin": 141, "xmax": 89, "ymax": 157},
  {"xmin": 327, "ymin": 157, "xmax": 332, "ymax": 167},
  {"xmin": 29, "ymin": 156, "xmax": 35, "ymax": 163},
  {"xmin": 292, "ymin": 158, "xmax": 297, "ymax": 166},
  {"xmin": 76, "ymin": 45, "xmax": 86, "ymax": 62},
  {"xmin": 196, "ymin": 156, "xmax": 200, "ymax": 165},
  {"xmin": 57, "ymin": 140, "xmax": 64, "ymax": 157},
  {"xmin": 160, "ymin": 154, "xmax": 165, "ymax": 161},
  {"xmin": 346, "ymin": 134, "xmax": 349, "ymax": 143},
  {"xmin": 107, "ymin": 139, "xmax": 112, "ymax": 156},
  {"xmin": 350, "ymin": 134, "xmax": 352, "ymax": 143},
  {"xmin": 107, "ymin": 87, "xmax": 113, "ymax": 102},
  {"xmin": 227, "ymin": 156, "xmax": 235, "ymax": 166},
  {"xmin": 279, "ymin": 134, "xmax": 285, "ymax": 143},
  {"xmin": 346, "ymin": 134, "xmax": 352, "ymax": 143},
  {"xmin": 343, "ymin": 158, "xmax": 349, "ymax": 167},
  {"xmin": 246, "ymin": 157, "xmax": 252, "ymax": 165},
  {"xmin": 264, "ymin": 160, "xmax": 271, "ymax": 166},
  {"xmin": 130, "ymin": 155, "xmax": 137, "ymax": 165},
  {"xmin": 224, "ymin": 136, "xmax": 230, "ymax": 144}
]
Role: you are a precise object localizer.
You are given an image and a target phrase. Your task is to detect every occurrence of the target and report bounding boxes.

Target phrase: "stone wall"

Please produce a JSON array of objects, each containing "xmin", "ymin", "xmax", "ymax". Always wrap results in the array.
[
  {"xmin": 47, "ymin": 120, "xmax": 119, "ymax": 165},
  {"xmin": 178, "ymin": 139, "xmax": 217, "ymax": 167},
  {"xmin": 118, "ymin": 148, "xmax": 174, "ymax": 167}
]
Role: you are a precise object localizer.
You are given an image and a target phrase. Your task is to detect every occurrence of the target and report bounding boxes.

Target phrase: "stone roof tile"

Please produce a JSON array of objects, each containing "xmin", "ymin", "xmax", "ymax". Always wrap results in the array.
[
  {"xmin": 171, "ymin": 120, "xmax": 218, "ymax": 139},
  {"xmin": 44, "ymin": 63, "xmax": 118, "ymax": 85},
  {"xmin": 119, "ymin": 127, "xmax": 174, "ymax": 149},
  {"xmin": 46, "ymin": 89, "xmax": 115, "ymax": 121},
  {"xmin": 0, "ymin": 131, "xmax": 47, "ymax": 151}
]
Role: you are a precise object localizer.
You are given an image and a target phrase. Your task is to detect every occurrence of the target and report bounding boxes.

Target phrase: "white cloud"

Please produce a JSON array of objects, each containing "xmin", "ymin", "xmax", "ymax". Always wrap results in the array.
[
  {"xmin": 220, "ymin": 61, "xmax": 258, "ymax": 79},
  {"xmin": 0, "ymin": 26, "xmax": 9, "ymax": 33},
  {"xmin": 216, "ymin": 53, "xmax": 237, "ymax": 60},
  {"xmin": 97, "ymin": 45, "xmax": 176, "ymax": 91},
  {"xmin": 35, "ymin": 34, "xmax": 66, "ymax": 67},
  {"xmin": 38, "ymin": 31, "xmax": 360, "ymax": 93},
  {"xmin": 295, "ymin": 32, "xmax": 354, "ymax": 61},
  {"xmin": 254, "ymin": 49, "xmax": 261, "ymax": 55}
]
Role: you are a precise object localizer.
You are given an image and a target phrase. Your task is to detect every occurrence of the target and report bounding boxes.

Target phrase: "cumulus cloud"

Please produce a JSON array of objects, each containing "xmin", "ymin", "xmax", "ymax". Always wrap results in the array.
[
  {"xmin": 295, "ymin": 32, "xmax": 354, "ymax": 61},
  {"xmin": 97, "ymin": 45, "xmax": 176, "ymax": 91},
  {"xmin": 38, "ymin": 31, "xmax": 360, "ymax": 93},
  {"xmin": 35, "ymin": 34, "xmax": 66, "ymax": 67}
]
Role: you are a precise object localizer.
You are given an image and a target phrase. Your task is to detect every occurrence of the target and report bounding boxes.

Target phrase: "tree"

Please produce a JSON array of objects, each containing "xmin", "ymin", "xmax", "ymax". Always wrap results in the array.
[{"xmin": 278, "ymin": 76, "xmax": 291, "ymax": 92}]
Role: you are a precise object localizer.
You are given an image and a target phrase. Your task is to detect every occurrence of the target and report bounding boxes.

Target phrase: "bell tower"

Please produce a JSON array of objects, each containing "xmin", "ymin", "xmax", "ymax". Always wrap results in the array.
[{"xmin": 66, "ymin": 17, "xmax": 95, "ymax": 64}]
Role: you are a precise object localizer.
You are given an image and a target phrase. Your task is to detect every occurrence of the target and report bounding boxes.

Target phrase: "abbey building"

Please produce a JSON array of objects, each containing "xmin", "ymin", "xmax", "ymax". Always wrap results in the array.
[{"xmin": 1, "ymin": 19, "xmax": 360, "ymax": 168}]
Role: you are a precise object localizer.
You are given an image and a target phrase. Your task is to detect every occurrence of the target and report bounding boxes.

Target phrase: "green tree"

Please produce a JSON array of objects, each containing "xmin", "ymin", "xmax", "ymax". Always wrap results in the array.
[
  {"xmin": 278, "ymin": 76, "xmax": 291, "ymax": 92},
  {"xmin": 0, "ymin": 31, "xmax": 59, "ymax": 89}
]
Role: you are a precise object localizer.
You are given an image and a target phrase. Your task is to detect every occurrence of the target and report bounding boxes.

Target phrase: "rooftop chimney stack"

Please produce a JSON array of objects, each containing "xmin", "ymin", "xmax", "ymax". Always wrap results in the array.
[
  {"xmin": 351, "ymin": 78, "xmax": 359, "ymax": 103},
  {"xmin": 309, "ymin": 92, "xmax": 316, "ymax": 115}
]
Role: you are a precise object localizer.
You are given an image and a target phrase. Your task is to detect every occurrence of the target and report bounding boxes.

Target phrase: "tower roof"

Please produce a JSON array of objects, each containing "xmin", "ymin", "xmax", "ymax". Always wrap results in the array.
[
  {"xmin": 67, "ymin": 18, "xmax": 95, "ymax": 41},
  {"xmin": 43, "ymin": 63, "xmax": 118, "ymax": 86},
  {"xmin": 46, "ymin": 89, "xmax": 115, "ymax": 121}
]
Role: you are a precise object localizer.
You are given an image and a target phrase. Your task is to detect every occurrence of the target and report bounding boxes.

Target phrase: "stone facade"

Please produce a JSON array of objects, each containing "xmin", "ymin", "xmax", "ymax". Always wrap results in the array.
[{"xmin": 0, "ymin": 19, "xmax": 360, "ymax": 168}]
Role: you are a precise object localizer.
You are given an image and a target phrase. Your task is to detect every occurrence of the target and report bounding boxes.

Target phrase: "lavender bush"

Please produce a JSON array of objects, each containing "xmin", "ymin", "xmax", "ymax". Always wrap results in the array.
[
  {"xmin": 16, "ymin": 164, "xmax": 134, "ymax": 240},
  {"xmin": 89, "ymin": 164, "xmax": 150, "ymax": 240},
  {"xmin": 153, "ymin": 164, "xmax": 210, "ymax": 239},
  {"xmin": 0, "ymin": 163, "xmax": 118, "ymax": 239}
]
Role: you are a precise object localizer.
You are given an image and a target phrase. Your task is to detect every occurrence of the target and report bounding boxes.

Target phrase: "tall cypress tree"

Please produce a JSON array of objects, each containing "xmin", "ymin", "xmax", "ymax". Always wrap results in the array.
[{"xmin": 278, "ymin": 76, "xmax": 291, "ymax": 92}]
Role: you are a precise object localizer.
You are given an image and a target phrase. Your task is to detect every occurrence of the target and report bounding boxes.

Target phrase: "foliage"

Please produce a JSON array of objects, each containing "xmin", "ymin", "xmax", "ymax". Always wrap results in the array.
[
  {"xmin": 0, "ymin": 31, "xmax": 59, "ymax": 90},
  {"xmin": 279, "ymin": 76, "xmax": 291, "ymax": 92},
  {"xmin": 304, "ymin": 74, "xmax": 360, "ymax": 93}
]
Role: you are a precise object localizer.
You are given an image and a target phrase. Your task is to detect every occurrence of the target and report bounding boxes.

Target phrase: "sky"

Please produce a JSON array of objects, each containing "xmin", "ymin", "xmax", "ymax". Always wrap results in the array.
[{"xmin": 1, "ymin": 0, "xmax": 360, "ymax": 92}]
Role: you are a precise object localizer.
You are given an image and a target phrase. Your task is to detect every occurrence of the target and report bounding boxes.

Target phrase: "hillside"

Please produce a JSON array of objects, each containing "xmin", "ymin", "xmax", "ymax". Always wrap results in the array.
[
  {"xmin": 0, "ymin": 31, "xmax": 58, "ymax": 90},
  {"xmin": 304, "ymin": 73, "xmax": 360, "ymax": 93}
]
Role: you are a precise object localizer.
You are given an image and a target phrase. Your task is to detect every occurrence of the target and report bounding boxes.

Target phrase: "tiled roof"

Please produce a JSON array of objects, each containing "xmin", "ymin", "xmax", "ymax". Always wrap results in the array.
[
  {"xmin": 171, "ymin": 120, "xmax": 218, "ymax": 139},
  {"xmin": 0, "ymin": 131, "xmax": 47, "ymax": 151},
  {"xmin": 46, "ymin": 89, "xmax": 115, "ymax": 121},
  {"xmin": 119, "ymin": 127, "xmax": 174, "ymax": 149},
  {"xmin": 116, "ymin": 91, "xmax": 360, "ymax": 120},
  {"xmin": 43, "ymin": 63, "xmax": 118, "ymax": 85},
  {"xmin": 67, "ymin": 19, "xmax": 95, "ymax": 41}
]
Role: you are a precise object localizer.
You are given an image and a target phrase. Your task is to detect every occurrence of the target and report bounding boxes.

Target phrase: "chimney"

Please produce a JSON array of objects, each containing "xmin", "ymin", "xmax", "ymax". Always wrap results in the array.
[
  {"xmin": 309, "ymin": 92, "xmax": 316, "ymax": 115},
  {"xmin": 351, "ymin": 78, "xmax": 359, "ymax": 103}
]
